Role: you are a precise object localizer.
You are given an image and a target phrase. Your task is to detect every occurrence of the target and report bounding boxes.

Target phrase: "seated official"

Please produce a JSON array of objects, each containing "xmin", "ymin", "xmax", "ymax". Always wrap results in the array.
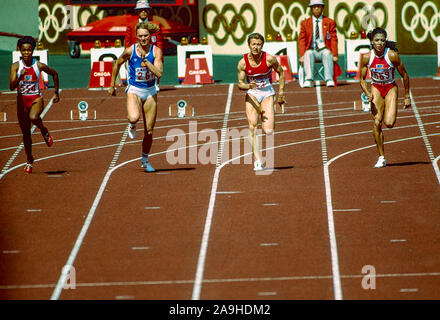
[{"xmin": 298, "ymin": 0, "xmax": 338, "ymax": 87}]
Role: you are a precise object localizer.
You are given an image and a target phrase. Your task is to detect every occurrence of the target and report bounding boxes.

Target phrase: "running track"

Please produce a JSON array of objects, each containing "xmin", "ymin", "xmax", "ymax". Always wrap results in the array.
[{"xmin": 0, "ymin": 78, "xmax": 439, "ymax": 300}]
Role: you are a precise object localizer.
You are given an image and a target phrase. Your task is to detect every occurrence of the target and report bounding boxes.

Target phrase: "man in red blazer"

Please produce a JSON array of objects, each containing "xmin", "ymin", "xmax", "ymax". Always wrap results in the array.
[
  {"xmin": 298, "ymin": 0, "xmax": 338, "ymax": 87},
  {"xmin": 126, "ymin": 0, "xmax": 164, "ymax": 52}
]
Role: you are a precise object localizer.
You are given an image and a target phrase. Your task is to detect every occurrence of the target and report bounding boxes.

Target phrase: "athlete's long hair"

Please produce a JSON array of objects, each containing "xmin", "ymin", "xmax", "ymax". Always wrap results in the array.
[
  {"xmin": 17, "ymin": 36, "xmax": 36, "ymax": 50},
  {"xmin": 367, "ymin": 28, "xmax": 398, "ymax": 52}
]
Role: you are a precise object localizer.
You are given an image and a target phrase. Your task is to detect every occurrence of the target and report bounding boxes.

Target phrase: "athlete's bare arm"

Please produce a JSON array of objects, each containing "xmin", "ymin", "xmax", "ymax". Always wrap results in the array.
[
  {"xmin": 267, "ymin": 53, "xmax": 285, "ymax": 104},
  {"xmin": 237, "ymin": 58, "xmax": 256, "ymax": 90},
  {"xmin": 38, "ymin": 62, "xmax": 60, "ymax": 102},
  {"xmin": 9, "ymin": 62, "xmax": 24, "ymax": 91},
  {"xmin": 359, "ymin": 52, "xmax": 372, "ymax": 101},
  {"xmin": 141, "ymin": 45, "xmax": 163, "ymax": 79},
  {"xmin": 389, "ymin": 50, "xmax": 411, "ymax": 109},
  {"xmin": 109, "ymin": 46, "xmax": 133, "ymax": 96}
]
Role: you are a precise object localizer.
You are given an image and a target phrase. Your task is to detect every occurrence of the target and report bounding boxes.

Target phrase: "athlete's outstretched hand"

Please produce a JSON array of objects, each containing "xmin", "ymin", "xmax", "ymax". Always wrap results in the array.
[
  {"xmin": 108, "ymin": 86, "xmax": 116, "ymax": 96},
  {"xmin": 53, "ymin": 92, "xmax": 60, "ymax": 103},
  {"xmin": 403, "ymin": 97, "xmax": 411, "ymax": 109}
]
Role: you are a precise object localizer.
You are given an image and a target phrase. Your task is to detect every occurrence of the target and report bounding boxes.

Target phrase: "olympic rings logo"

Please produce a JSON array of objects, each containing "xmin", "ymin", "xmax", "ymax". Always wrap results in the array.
[
  {"xmin": 203, "ymin": 3, "xmax": 256, "ymax": 45},
  {"xmin": 269, "ymin": 2, "xmax": 309, "ymax": 40},
  {"xmin": 333, "ymin": 2, "xmax": 387, "ymax": 38},
  {"xmin": 401, "ymin": 1, "xmax": 440, "ymax": 43},
  {"xmin": 39, "ymin": 3, "xmax": 73, "ymax": 44},
  {"xmin": 156, "ymin": 6, "xmax": 193, "ymax": 26}
]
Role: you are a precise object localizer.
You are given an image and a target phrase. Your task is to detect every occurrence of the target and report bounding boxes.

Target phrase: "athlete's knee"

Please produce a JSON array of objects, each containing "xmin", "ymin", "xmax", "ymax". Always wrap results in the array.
[
  {"xmin": 384, "ymin": 119, "xmax": 395, "ymax": 128},
  {"xmin": 127, "ymin": 115, "xmax": 139, "ymax": 123},
  {"xmin": 264, "ymin": 128, "xmax": 274, "ymax": 135},
  {"xmin": 146, "ymin": 128, "xmax": 154, "ymax": 135},
  {"xmin": 29, "ymin": 114, "xmax": 41, "ymax": 123}
]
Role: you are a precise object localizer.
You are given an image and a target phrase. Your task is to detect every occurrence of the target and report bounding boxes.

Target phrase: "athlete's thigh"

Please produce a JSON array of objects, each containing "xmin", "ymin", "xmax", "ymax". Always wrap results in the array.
[
  {"xmin": 126, "ymin": 93, "xmax": 142, "ymax": 119},
  {"xmin": 28, "ymin": 96, "xmax": 44, "ymax": 119},
  {"xmin": 383, "ymin": 86, "xmax": 398, "ymax": 124},
  {"xmin": 16, "ymin": 101, "xmax": 31, "ymax": 132},
  {"xmin": 245, "ymin": 94, "xmax": 260, "ymax": 129},
  {"xmin": 371, "ymin": 86, "xmax": 385, "ymax": 121},
  {"xmin": 260, "ymin": 95, "xmax": 275, "ymax": 132},
  {"xmin": 142, "ymin": 94, "xmax": 158, "ymax": 131}
]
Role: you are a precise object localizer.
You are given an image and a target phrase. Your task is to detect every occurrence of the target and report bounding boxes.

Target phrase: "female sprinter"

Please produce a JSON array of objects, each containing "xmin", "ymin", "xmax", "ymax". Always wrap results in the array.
[{"xmin": 359, "ymin": 27, "xmax": 411, "ymax": 168}]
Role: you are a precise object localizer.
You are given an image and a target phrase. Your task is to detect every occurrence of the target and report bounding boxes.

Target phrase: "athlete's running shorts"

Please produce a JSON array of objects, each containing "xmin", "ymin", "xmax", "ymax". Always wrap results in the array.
[
  {"xmin": 126, "ymin": 84, "xmax": 157, "ymax": 101},
  {"xmin": 18, "ymin": 94, "xmax": 41, "ymax": 109},
  {"xmin": 247, "ymin": 85, "xmax": 276, "ymax": 104},
  {"xmin": 373, "ymin": 82, "xmax": 397, "ymax": 98}
]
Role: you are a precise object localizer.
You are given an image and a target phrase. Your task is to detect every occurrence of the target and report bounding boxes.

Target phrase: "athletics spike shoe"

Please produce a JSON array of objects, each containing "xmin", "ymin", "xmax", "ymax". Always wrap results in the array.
[
  {"xmin": 144, "ymin": 161, "xmax": 156, "ymax": 173},
  {"xmin": 374, "ymin": 156, "xmax": 387, "ymax": 168},
  {"xmin": 253, "ymin": 160, "xmax": 264, "ymax": 171},
  {"xmin": 43, "ymin": 132, "xmax": 53, "ymax": 147},
  {"xmin": 24, "ymin": 163, "xmax": 33, "ymax": 174},
  {"xmin": 128, "ymin": 124, "xmax": 136, "ymax": 139}
]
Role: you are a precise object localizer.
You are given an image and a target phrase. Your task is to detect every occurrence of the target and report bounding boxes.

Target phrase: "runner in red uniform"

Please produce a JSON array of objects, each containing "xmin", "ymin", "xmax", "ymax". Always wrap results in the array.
[
  {"xmin": 359, "ymin": 28, "xmax": 411, "ymax": 168},
  {"xmin": 237, "ymin": 33, "xmax": 285, "ymax": 171},
  {"xmin": 9, "ymin": 36, "xmax": 60, "ymax": 173}
]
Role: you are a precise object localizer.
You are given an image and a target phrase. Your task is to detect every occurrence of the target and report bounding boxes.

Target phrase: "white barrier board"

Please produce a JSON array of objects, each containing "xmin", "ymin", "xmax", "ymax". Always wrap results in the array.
[
  {"xmin": 90, "ymin": 47, "xmax": 127, "ymax": 81},
  {"xmin": 345, "ymin": 39, "xmax": 370, "ymax": 76},
  {"xmin": 177, "ymin": 44, "xmax": 213, "ymax": 81},
  {"xmin": 263, "ymin": 41, "xmax": 298, "ymax": 76}
]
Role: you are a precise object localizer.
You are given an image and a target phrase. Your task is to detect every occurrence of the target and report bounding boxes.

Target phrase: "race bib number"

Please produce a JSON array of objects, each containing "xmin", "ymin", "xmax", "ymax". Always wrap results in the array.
[
  {"xmin": 135, "ymin": 67, "xmax": 153, "ymax": 82},
  {"xmin": 371, "ymin": 69, "xmax": 393, "ymax": 82},
  {"xmin": 19, "ymin": 82, "xmax": 38, "ymax": 95},
  {"xmin": 249, "ymin": 77, "xmax": 271, "ymax": 89}
]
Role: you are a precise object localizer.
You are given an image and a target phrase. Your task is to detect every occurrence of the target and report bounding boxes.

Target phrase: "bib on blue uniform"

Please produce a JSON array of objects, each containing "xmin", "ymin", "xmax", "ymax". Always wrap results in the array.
[{"xmin": 128, "ymin": 44, "xmax": 156, "ymax": 88}]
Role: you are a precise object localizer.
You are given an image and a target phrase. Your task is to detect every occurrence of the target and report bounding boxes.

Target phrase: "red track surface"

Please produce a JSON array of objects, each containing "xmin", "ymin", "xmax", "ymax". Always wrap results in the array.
[{"xmin": 0, "ymin": 79, "xmax": 439, "ymax": 300}]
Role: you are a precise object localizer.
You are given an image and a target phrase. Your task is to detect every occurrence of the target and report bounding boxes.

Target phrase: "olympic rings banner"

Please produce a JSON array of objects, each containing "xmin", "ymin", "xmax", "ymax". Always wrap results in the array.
[
  {"xmin": 397, "ymin": 0, "xmax": 440, "ymax": 54},
  {"xmin": 36, "ymin": 0, "xmax": 438, "ymax": 55},
  {"xmin": 200, "ymin": 0, "xmax": 437, "ymax": 55}
]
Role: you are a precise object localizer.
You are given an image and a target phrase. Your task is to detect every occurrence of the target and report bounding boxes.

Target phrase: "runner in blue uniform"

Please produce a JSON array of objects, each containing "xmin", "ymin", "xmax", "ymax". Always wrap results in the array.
[{"xmin": 109, "ymin": 22, "xmax": 162, "ymax": 172}]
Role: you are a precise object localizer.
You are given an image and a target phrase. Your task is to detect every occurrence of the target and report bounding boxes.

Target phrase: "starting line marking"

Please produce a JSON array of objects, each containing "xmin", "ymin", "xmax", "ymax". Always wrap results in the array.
[
  {"xmin": 400, "ymin": 288, "xmax": 418, "ymax": 293},
  {"xmin": 2, "ymin": 250, "xmax": 20, "ymax": 254},
  {"xmin": 260, "ymin": 243, "xmax": 279, "ymax": 247},
  {"xmin": 131, "ymin": 247, "xmax": 150, "ymax": 250}
]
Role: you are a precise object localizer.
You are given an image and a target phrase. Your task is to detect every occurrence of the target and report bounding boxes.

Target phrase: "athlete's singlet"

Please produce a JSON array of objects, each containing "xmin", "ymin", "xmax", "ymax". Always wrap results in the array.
[
  {"xmin": 368, "ymin": 48, "xmax": 395, "ymax": 84},
  {"xmin": 17, "ymin": 59, "xmax": 42, "ymax": 109},
  {"xmin": 128, "ymin": 43, "xmax": 156, "ymax": 88},
  {"xmin": 244, "ymin": 51, "xmax": 273, "ymax": 89},
  {"xmin": 367, "ymin": 48, "xmax": 397, "ymax": 97}
]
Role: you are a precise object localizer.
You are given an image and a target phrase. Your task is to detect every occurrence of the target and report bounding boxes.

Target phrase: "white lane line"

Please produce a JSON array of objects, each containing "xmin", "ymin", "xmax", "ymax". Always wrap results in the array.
[
  {"xmin": 27, "ymin": 209, "xmax": 42, "ymax": 213},
  {"xmin": 0, "ymin": 92, "xmax": 60, "ymax": 179},
  {"xmin": 191, "ymin": 83, "xmax": 233, "ymax": 301},
  {"xmin": 50, "ymin": 123, "xmax": 130, "ymax": 300},
  {"xmin": 411, "ymin": 91, "xmax": 440, "ymax": 185},
  {"xmin": 316, "ymin": 84, "xmax": 343, "ymax": 301},
  {"xmin": 4, "ymin": 271, "xmax": 440, "ymax": 290},
  {"xmin": 216, "ymin": 191, "xmax": 243, "ymax": 194},
  {"xmin": 333, "ymin": 209, "xmax": 361, "ymax": 212},
  {"xmin": 381, "ymin": 200, "xmax": 396, "ymax": 204},
  {"xmin": 144, "ymin": 206, "xmax": 160, "ymax": 210},
  {"xmin": 390, "ymin": 239, "xmax": 407, "ymax": 243},
  {"xmin": 263, "ymin": 203, "xmax": 279, "ymax": 206},
  {"xmin": 260, "ymin": 243, "xmax": 279, "ymax": 247}
]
